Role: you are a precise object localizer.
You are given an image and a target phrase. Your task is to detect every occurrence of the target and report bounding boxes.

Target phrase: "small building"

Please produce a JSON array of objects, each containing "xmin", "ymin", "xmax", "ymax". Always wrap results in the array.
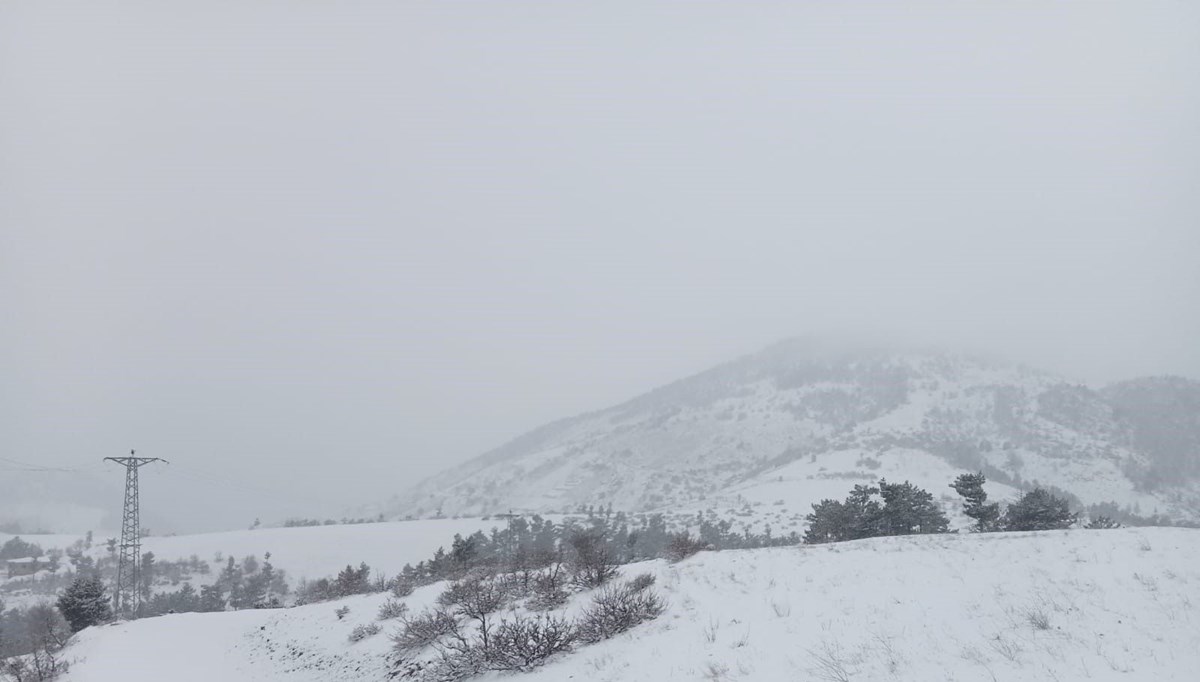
[{"xmin": 5, "ymin": 556, "xmax": 48, "ymax": 579}]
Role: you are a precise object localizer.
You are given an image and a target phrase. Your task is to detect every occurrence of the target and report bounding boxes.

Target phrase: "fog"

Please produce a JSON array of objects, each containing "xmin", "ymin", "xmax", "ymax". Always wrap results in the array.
[{"xmin": 2, "ymin": 2, "xmax": 1197, "ymax": 533}]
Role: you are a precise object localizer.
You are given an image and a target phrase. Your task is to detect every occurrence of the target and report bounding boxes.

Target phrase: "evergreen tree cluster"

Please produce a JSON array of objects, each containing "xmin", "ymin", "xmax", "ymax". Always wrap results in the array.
[
  {"xmin": 296, "ymin": 563, "xmax": 374, "ymax": 604},
  {"xmin": 281, "ymin": 514, "xmax": 387, "ymax": 528},
  {"xmin": 1002, "ymin": 487, "xmax": 1078, "ymax": 531},
  {"xmin": 804, "ymin": 480, "xmax": 950, "ymax": 544},
  {"xmin": 0, "ymin": 536, "xmax": 43, "ymax": 561},
  {"xmin": 139, "ymin": 552, "xmax": 288, "ymax": 616},
  {"xmin": 949, "ymin": 472, "xmax": 1078, "ymax": 532}
]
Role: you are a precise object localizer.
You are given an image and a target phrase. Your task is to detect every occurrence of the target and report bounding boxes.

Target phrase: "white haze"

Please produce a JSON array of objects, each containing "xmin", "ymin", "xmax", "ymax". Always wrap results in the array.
[{"xmin": 1, "ymin": 1, "xmax": 1197, "ymax": 532}]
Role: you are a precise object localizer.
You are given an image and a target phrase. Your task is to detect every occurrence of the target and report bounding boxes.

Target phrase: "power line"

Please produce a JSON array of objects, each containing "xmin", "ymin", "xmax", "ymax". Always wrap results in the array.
[{"xmin": 0, "ymin": 456, "xmax": 83, "ymax": 473}]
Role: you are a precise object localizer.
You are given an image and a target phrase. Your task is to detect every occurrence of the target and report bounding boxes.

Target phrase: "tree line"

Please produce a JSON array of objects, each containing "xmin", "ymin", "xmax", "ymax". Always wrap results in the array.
[{"xmin": 803, "ymin": 472, "xmax": 1092, "ymax": 545}]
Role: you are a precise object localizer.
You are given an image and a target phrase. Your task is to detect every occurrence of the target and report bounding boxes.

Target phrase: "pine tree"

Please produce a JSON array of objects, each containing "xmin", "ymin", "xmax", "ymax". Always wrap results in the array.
[
  {"xmin": 1003, "ymin": 488, "xmax": 1077, "ymax": 531},
  {"xmin": 253, "ymin": 552, "xmax": 278, "ymax": 607},
  {"xmin": 174, "ymin": 583, "xmax": 200, "ymax": 612},
  {"xmin": 951, "ymin": 472, "xmax": 1001, "ymax": 532},
  {"xmin": 198, "ymin": 584, "xmax": 226, "ymax": 612},
  {"xmin": 139, "ymin": 551, "xmax": 156, "ymax": 603},
  {"xmin": 56, "ymin": 575, "xmax": 112, "ymax": 632},
  {"xmin": 803, "ymin": 499, "xmax": 852, "ymax": 543},
  {"xmin": 879, "ymin": 480, "xmax": 949, "ymax": 535},
  {"xmin": 844, "ymin": 484, "xmax": 884, "ymax": 540}
]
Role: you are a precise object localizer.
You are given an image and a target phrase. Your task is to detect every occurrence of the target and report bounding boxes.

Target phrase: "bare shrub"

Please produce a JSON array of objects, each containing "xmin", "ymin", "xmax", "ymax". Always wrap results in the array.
[
  {"xmin": 627, "ymin": 573, "xmax": 656, "ymax": 592},
  {"xmin": 393, "ymin": 609, "xmax": 457, "ymax": 654},
  {"xmin": 528, "ymin": 565, "xmax": 570, "ymax": 611},
  {"xmin": 390, "ymin": 577, "xmax": 415, "ymax": 598},
  {"xmin": 577, "ymin": 581, "xmax": 666, "ymax": 643},
  {"xmin": 485, "ymin": 614, "xmax": 577, "ymax": 672},
  {"xmin": 335, "ymin": 605, "xmax": 350, "ymax": 620},
  {"xmin": 378, "ymin": 598, "xmax": 409, "ymax": 621},
  {"xmin": 568, "ymin": 530, "xmax": 619, "ymax": 589},
  {"xmin": 419, "ymin": 646, "xmax": 485, "ymax": 682},
  {"xmin": 349, "ymin": 622, "xmax": 382, "ymax": 643},
  {"xmin": 1, "ymin": 649, "xmax": 69, "ymax": 682},
  {"xmin": 438, "ymin": 577, "xmax": 507, "ymax": 620},
  {"xmin": 665, "ymin": 533, "xmax": 706, "ymax": 562}
]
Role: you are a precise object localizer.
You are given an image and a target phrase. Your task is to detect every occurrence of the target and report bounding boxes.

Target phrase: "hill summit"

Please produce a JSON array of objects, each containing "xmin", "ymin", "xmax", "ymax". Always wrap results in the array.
[{"xmin": 384, "ymin": 338, "xmax": 1200, "ymax": 523}]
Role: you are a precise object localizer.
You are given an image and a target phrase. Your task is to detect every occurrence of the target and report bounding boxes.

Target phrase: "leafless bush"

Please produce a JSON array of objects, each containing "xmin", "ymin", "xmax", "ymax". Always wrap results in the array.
[
  {"xmin": 568, "ymin": 530, "xmax": 619, "ymax": 589},
  {"xmin": 577, "ymin": 581, "xmax": 666, "ymax": 643},
  {"xmin": 335, "ymin": 606, "xmax": 350, "ymax": 620},
  {"xmin": 665, "ymin": 533, "xmax": 707, "ymax": 562},
  {"xmin": 528, "ymin": 566, "xmax": 570, "ymax": 611},
  {"xmin": 438, "ymin": 577, "xmax": 507, "ymax": 620},
  {"xmin": 627, "ymin": 573, "xmax": 656, "ymax": 592},
  {"xmin": 390, "ymin": 577, "xmax": 415, "ymax": 598},
  {"xmin": 393, "ymin": 609, "xmax": 458, "ymax": 654},
  {"xmin": 484, "ymin": 614, "xmax": 577, "ymax": 672},
  {"xmin": 419, "ymin": 646, "xmax": 486, "ymax": 682},
  {"xmin": 349, "ymin": 622, "xmax": 382, "ymax": 643},
  {"xmin": 1, "ymin": 651, "xmax": 70, "ymax": 682},
  {"xmin": 378, "ymin": 598, "xmax": 409, "ymax": 621}
]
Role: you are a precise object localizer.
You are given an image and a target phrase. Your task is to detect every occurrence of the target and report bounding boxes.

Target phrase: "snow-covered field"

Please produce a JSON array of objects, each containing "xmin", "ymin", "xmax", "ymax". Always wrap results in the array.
[
  {"xmin": 0, "ymin": 519, "xmax": 503, "ymax": 612},
  {"xmin": 5, "ymin": 518, "xmax": 504, "ymax": 587},
  {"xmin": 59, "ymin": 527, "xmax": 1200, "ymax": 682},
  {"xmin": 122, "ymin": 518, "xmax": 503, "ymax": 582}
]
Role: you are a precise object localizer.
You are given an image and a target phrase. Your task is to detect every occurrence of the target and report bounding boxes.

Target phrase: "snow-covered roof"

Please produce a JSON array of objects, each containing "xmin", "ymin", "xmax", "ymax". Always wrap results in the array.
[{"xmin": 6, "ymin": 557, "xmax": 44, "ymax": 564}]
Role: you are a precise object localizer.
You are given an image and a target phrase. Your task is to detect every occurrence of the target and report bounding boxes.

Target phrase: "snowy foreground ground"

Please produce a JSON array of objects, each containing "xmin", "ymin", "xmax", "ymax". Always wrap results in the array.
[{"xmin": 61, "ymin": 527, "xmax": 1199, "ymax": 682}]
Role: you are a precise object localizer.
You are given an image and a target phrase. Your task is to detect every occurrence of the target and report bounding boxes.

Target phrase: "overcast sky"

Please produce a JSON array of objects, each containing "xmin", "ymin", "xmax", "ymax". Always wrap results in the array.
[{"xmin": 2, "ymin": 2, "xmax": 1198, "ymax": 532}]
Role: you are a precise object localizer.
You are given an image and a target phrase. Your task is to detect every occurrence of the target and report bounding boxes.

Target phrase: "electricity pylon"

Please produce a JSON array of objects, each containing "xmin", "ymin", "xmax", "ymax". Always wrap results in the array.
[{"xmin": 104, "ymin": 451, "xmax": 166, "ymax": 617}]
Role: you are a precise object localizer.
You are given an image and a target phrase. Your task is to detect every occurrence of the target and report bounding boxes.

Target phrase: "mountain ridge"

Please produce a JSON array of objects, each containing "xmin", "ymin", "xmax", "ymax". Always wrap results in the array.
[{"xmin": 382, "ymin": 338, "xmax": 1200, "ymax": 524}]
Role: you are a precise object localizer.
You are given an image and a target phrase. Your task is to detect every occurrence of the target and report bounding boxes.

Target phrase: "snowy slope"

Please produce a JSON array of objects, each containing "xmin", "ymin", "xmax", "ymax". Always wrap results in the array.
[
  {"xmin": 3, "ymin": 520, "xmax": 505, "ymax": 587},
  {"xmin": 1, "ymin": 520, "xmax": 504, "ymax": 612},
  {"xmin": 112, "ymin": 518, "xmax": 502, "ymax": 582},
  {"xmin": 60, "ymin": 527, "xmax": 1200, "ymax": 682},
  {"xmin": 382, "ymin": 339, "xmax": 1200, "ymax": 523}
]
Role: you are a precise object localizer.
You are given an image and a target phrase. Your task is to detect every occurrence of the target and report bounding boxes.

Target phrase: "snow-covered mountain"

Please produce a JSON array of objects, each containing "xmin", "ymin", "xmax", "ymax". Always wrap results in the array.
[{"xmin": 384, "ymin": 338, "xmax": 1200, "ymax": 523}]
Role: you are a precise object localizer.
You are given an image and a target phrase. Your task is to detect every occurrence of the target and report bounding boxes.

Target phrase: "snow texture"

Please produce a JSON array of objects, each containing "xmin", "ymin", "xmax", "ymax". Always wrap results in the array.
[{"xmin": 60, "ymin": 526, "xmax": 1200, "ymax": 682}]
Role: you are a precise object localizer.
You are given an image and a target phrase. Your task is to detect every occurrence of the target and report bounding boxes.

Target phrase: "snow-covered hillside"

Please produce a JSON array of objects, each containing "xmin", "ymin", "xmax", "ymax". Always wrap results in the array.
[
  {"xmin": 0, "ymin": 520, "xmax": 502, "ymax": 613},
  {"xmin": 59, "ymin": 527, "xmax": 1200, "ymax": 682},
  {"xmin": 116, "ymin": 518, "xmax": 502, "ymax": 583},
  {"xmin": 382, "ymin": 339, "xmax": 1200, "ymax": 523},
  {"xmin": 5, "ymin": 519, "xmax": 506, "ymax": 589}
]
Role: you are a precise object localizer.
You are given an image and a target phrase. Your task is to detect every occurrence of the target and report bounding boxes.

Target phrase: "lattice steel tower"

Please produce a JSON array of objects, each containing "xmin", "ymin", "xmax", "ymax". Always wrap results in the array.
[{"xmin": 104, "ymin": 451, "xmax": 166, "ymax": 617}]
